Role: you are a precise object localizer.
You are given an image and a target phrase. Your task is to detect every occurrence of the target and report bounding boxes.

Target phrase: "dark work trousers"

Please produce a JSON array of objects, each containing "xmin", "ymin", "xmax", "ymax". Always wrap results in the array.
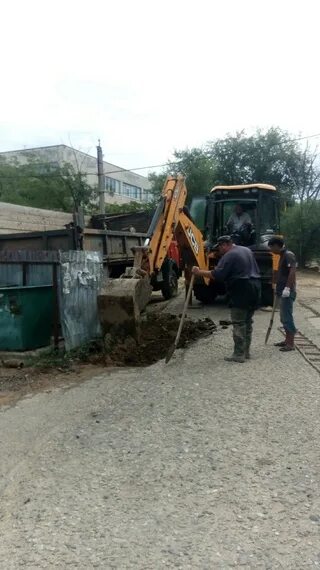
[{"xmin": 230, "ymin": 307, "xmax": 255, "ymax": 357}]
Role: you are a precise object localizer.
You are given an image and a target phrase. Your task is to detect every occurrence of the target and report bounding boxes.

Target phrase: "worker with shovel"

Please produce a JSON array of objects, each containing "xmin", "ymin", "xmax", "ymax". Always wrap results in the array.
[
  {"xmin": 268, "ymin": 237, "xmax": 297, "ymax": 351},
  {"xmin": 192, "ymin": 235, "xmax": 261, "ymax": 363}
]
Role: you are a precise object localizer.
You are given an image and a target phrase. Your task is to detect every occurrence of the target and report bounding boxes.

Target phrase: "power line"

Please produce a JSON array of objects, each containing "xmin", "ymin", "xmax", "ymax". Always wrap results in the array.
[
  {"xmin": 286, "ymin": 132, "xmax": 320, "ymax": 142},
  {"xmin": 0, "ymin": 162, "xmax": 173, "ymax": 179},
  {"xmin": 0, "ymin": 131, "xmax": 320, "ymax": 180},
  {"xmin": 103, "ymin": 132, "xmax": 320, "ymax": 174}
]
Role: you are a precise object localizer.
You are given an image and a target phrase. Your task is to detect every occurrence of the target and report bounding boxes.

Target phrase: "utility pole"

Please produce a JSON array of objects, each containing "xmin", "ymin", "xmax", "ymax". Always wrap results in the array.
[{"xmin": 97, "ymin": 140, "xmax": 105, "ymax": 214}]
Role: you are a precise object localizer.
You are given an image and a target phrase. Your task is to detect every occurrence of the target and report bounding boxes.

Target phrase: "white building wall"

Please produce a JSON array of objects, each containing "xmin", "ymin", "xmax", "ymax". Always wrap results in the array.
[{"xmin": 0, "ymin": 145, "xmax": 152, "ymax": 206}]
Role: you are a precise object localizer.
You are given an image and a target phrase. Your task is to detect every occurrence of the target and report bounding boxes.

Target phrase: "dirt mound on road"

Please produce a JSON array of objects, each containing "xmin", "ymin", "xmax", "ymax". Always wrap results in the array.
[
  {"xmin": 0, "ymin": 314, "xmax": 216, "ymax": 407},
  {"xmin": 96, "ymin": 313, "xmax": 216, "ymax": 367}
]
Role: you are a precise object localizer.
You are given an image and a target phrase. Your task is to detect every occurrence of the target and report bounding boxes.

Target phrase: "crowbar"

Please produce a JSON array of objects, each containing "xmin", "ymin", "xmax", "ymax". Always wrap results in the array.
[
  {"xmin": 165, "ymin": 274, "xmax": 195, "ymax": 363},
  {"xmin": 265, "ymin": 292, "xmax": 278, "ymax": 344}
]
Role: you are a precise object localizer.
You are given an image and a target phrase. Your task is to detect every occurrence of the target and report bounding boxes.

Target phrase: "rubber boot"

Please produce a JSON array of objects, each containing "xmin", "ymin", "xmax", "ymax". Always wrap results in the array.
[
  {"xmin": 224, "ymin": 354, "xmax": 245, "ymax": 363},
  {"xmin": 280, "ymin": 332, "xmax": 295, "ymax": 351},
  {"xmin": 274, "ymin": 331, "xmax": 288, "ymax": 347}
]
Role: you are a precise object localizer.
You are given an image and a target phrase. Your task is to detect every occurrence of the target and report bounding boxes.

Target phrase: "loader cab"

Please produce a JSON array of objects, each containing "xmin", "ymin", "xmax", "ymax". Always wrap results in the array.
[
  {"xmin": 190, "ymin": 184, "xmax": 280, "ymax": 306},
  {"xmin": 190, "ymin": 184, "xmax": 280, "ymax": 249}
]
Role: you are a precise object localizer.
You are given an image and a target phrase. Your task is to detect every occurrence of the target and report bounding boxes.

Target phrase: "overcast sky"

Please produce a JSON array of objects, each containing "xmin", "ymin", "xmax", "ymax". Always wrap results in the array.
[{"xmin": 1, "ymin": 0, "xmax": 319, "ymax": 175}]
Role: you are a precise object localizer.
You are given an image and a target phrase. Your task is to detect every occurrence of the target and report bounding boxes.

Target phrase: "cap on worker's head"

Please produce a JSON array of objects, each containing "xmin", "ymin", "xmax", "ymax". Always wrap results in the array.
[
  {"xmin": 213, "ymin": 235, "xmax": 233, "ymax": 249},
  {"xmin": 268, "ymin": 236, "xmax": 284, "ymax": 248}
]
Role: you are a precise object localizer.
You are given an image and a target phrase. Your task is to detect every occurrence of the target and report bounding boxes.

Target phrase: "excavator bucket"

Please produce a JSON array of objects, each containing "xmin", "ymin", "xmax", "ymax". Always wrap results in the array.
[{"xmin": 98, "ymin": 275, "xmax": 152, "ymax": 340}]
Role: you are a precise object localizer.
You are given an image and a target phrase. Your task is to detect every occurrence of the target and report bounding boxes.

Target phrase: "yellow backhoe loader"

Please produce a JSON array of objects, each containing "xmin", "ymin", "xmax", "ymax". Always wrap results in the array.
[
  {"xmin": 98, "ymin": 175, "xmax": 208, "ymax": 337},
  {"xmin": 98, "ymin": 176, "xmax": 281, "ymax": 337}
]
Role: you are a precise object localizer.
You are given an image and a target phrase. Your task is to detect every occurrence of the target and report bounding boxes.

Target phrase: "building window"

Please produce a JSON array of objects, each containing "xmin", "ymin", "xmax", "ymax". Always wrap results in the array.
[
  {"xmin": 32, "ymin": 161, "xmax": 59, "ymax": 175},
  {"xmin": 105, "ymin": 176, "xmax": 121, "ymax": 195},
  {"xmin": 122, "ymin": 183, "xmax": 141, "ymax": 200},
  {"xmin": 141, "ymin": 189, "xmax": 152, "ymax": 202}
]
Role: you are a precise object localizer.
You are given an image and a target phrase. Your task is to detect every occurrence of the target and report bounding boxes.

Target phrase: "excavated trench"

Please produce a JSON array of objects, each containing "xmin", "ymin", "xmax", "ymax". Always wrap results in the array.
[
  {"xmin": 88, "ymin": 312, "xmax": 217, "ymax": 367},
  {"xmin": 0, "ymin": 313, "xmax": 217, "ymax": 407}
]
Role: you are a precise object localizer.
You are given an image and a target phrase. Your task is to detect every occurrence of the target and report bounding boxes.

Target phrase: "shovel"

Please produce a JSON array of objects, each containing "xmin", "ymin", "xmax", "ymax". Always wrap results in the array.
[
  {"xmin": 264, "ymin": 292, "xmax": 278, "ymax": 344},
  {"xmin": 165, "ymin": 274, "xmax": 195, "ymax": 363}
]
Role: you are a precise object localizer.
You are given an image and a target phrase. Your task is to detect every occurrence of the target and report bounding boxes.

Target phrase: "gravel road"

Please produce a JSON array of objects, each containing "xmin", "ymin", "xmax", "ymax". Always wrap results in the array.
[{"xmin": 0, "ymin": 275, "xmax": 320, "ymax": 569}]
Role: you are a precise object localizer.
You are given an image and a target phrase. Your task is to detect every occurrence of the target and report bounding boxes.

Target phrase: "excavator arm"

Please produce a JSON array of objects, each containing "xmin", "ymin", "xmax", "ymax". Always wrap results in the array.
[
  {"xmin": 175, "ymin": 210, "xmax": 208, "ymax": 278},
  {"xmin": 147, "ymin": 176, "xmax": 187, "ymax": 272},
  {"xmin": 98, "ymin": 176, "xmax": 209, "ymax": 338},
  {"xmin": 145, "ymin": 175, "xmax": 208, "ymax": 277}
]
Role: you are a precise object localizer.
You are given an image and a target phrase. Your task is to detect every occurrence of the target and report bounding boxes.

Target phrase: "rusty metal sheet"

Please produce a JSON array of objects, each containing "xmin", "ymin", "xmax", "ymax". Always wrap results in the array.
[{"xmin": 59, "ymin": 251, "xmax": 103, "ymax": 350}]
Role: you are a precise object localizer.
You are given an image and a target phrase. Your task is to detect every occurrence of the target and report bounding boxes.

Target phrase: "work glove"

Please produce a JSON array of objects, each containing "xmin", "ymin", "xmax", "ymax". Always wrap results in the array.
[{"xmin": 282, "ymin": 287, "xmax": 290, "ymax": 298}]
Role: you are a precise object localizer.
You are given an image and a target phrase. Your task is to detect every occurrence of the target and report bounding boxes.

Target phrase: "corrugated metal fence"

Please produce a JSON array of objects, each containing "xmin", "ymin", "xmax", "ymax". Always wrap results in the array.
[
  {"xmin": 59, "ymin": 251, "xmax": 103, "ymax": 350},
  {"xmin": 0, "ymin": 250, "xmax": 104, "ymax": 351}
]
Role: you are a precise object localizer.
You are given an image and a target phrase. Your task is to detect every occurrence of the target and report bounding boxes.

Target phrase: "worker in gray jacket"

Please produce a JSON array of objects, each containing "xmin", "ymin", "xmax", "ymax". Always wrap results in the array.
[{"xmin": 192, "ymin": 235, "xmax": 261, "ymax": 363}]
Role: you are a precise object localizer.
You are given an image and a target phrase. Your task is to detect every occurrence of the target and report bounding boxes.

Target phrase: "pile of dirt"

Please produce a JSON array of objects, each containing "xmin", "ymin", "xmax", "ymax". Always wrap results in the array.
[
  {"xmin": 94, "ymin": 313, "xmax": 217, "ymax": 367},
  {"xmin": 0, "ymin": 314, "xmax": 216, "ymax": 407}
]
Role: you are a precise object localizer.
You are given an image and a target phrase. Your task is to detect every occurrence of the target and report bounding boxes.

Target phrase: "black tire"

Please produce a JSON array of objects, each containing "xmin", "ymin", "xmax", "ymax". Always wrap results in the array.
[
  {"xmin": 261, "ymin": 284, "xmax": 274, "ymax": 307},
  {"xmin": 193, "ymin": 283, "xmax": 218, "ymax": 304},
  {"xmin": 161, "ymin": 263, "xmax": 178, "ymax": 300}
]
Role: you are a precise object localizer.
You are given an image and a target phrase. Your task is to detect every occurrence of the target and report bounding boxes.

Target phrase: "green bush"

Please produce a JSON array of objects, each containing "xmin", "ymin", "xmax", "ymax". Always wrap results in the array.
[
  {"xmin": 105, "ymin": 200, "xmax": 156, "ymax": 215},
  {"xmin": 282, "ymin": 201, "xmax": 320, "ymax": 267}
]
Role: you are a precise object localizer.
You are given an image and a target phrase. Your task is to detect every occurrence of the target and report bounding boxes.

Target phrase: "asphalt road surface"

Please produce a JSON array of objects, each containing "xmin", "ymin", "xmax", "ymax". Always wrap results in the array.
[{"xmin": 0, "ymin": 273, "xmax": 320, "ymax": 569}]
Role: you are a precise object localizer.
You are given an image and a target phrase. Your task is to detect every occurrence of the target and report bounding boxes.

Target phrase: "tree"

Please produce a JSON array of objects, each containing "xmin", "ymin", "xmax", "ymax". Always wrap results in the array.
[
  {"xmin": 168, "ymin": 147, "xmax": 217, "ymax": 201},
  {"xmin": 280, "ymin": 142, "xmax": 320, "ymax": 266},
  {"xmin": 286, "ymin": 142, "xmax": 320, "ymax": 203},
  {"xmin": 209, "ymin": 128, "xmax": 301, "ymax": 205},
  {"xmin": 148, "ymin": 171, "xmax": 167, "ymax": 199},
  {"xmin": 0, "ymin": 156, "xmax": 98, "ymax": 213},
  {"xmin": 105, "ymin": 200, "xmax": 155, "ymax": 215},
  {"xmin": 148, "ymin": 128, "xmax": 304, "ymax": 206},
  {"xmin": 282, "ymin": 201, "xmax": 320, "ymax": 267},
  {"xmin": 149, "ymin": 147, "xmax": 216, "ymax": 204}
]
